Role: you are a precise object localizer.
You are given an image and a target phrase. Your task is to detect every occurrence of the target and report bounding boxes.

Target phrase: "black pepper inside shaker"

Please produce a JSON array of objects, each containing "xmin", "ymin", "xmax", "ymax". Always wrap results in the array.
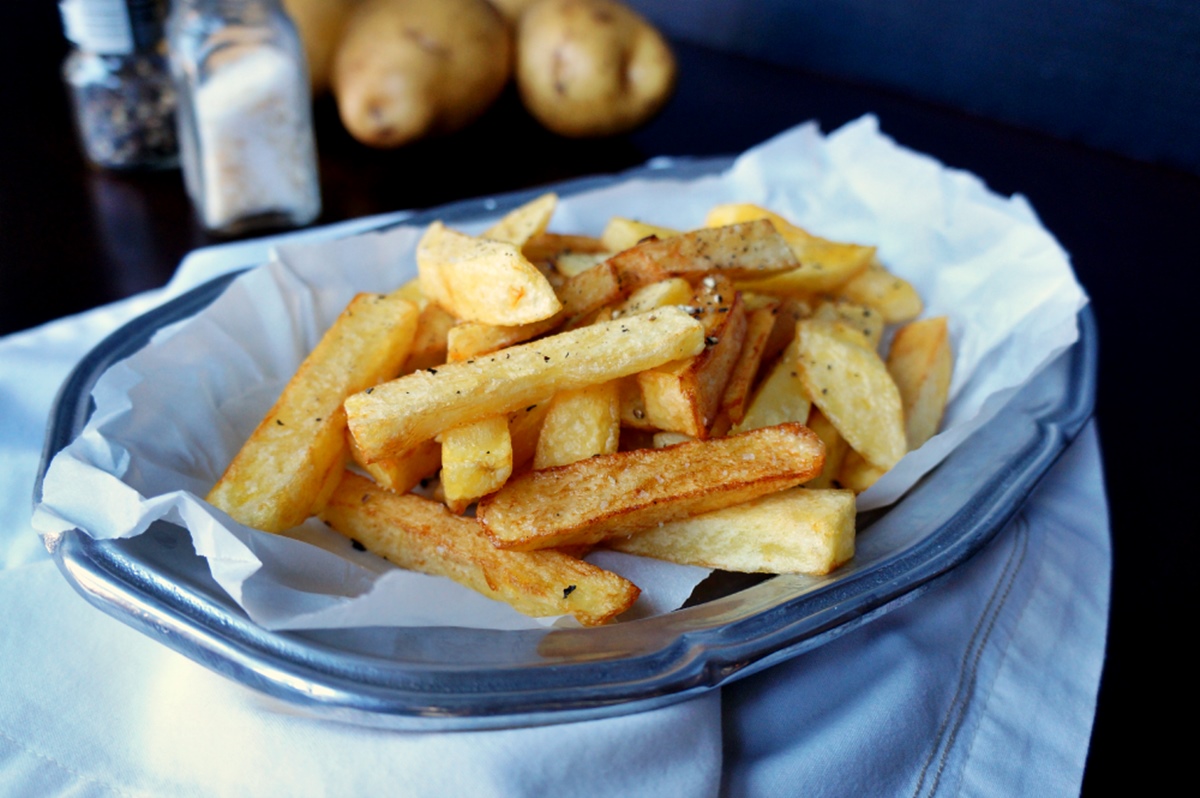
[{"xmin": 59, "ymin": 0, "xmax": 179, "ymax": 170}]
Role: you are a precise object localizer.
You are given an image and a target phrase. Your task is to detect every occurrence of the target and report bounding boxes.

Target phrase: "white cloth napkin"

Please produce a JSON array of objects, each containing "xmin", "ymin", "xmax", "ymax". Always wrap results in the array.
[{"xmin": 0, "ymin": 215, "xmax": 1108, "ymax": 797}]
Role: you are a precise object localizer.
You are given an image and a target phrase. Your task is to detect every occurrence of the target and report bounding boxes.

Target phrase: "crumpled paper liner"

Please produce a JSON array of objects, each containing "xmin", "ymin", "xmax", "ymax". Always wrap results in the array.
[{"xmin": 33, "ymin": 115, "xmax": 1088, "ymax": 631}]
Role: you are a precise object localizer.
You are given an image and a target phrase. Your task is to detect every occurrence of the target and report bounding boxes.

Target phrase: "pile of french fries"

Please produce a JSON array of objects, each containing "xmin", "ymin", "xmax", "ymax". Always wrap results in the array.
[{"xmin": 206, "ymin": 194, "xmax": 953, "ymax": 626}]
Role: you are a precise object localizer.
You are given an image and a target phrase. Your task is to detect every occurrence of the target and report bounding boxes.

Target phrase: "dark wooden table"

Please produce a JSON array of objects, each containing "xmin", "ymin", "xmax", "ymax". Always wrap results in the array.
[{"xmin": 4, "ymin": 3, "xmax": 1196, "ymax": 792}]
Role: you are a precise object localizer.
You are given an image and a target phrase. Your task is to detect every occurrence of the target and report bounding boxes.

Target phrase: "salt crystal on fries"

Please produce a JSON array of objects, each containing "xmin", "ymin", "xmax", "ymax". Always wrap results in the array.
[
  {"xmin": 476, "ymin": 423, "xmax": 825, "ymax": 551},
  {"xmin": 345, "ymin": 306, "xmax": 706, "ymax": 462}
]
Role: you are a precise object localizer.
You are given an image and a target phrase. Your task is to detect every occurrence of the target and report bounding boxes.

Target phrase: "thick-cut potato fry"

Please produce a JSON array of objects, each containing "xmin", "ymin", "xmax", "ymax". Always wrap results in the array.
[
  {"xmin": 803, "ymin": 407, "xmax": 849, "ymax": 490},
  {"xmin": 811, "ymin": 299, "xmax": 884, "ymax": 351},
  {"xmin": 615, "ymin": 276, "xmax": 693, "ymax": 316},
  {"xmin": 439, "ymin": 414, "xmax": 513, "ymax": 513},
  {"xmin": 534, "ymin": 381, "xmax": 621, "ymax": 469},
  {"xmin": 446, "ymin": 315, "xmax": 562, "ymax": 361},
  {"xmin": 796, "ymin": 319, "xmax": 906, "ymax": 470},
  {"xmin": 838, "ymin": 448, "xmax": 886, "ymax": 493},
  {"xmin": 638, "ymin": 280, "xmax": 747, "ymax": 437},
  {"xmin": 608, "ymin": 486, "xmax": 856, "ymax": 574},
  {"xmin": 759, "ymin": 296, "xmax": 813, "ymax": 373},
  {"xmin": 887, "ymin": 316, "xmax": 953, "ymax": 449},
  {"xmin": 601, "ymin": 217, "xmax": 681, "ymax": 252},
  {"xmin": 346, "ymin": 307, "xmax": 706, "ymax": 462},
  {"xmin": 417, "ymin": 221, "xmax": 562, "ymax": 325},
  {"xmin": 321, "ymin": 472, "xmax": 639, "ymax": 626},
  {"xmin": 706, "ymin": 203, "xmax": 875, "ymax": 293},
  {"xmin": 720, "ymin": 302, "xmax": 780, "ymax": 426},
  {"xmin": 508, "ymin": 400, "xmax": 551, "ymax": 475},
  {"xmin": 607, "ymin": 220, "xmax": 799, "ymax": 290},
  {"xmin": 483, "ymin": 192, "xmax": 557, "ymax": 246},
  {"xmin": 835, "ymin": 255, "xmax": 923, "ymax": 324},
  {"xmin": 208, "ymin": 292, "xmax": 420, "ymax": 532},
  {"xmin": 522, "ymin": 231, "xmax": 609, "ymax": 265},
  {"xmin": 349, "ymin": 434, "xmax": 441, "ymax": 496},
  {"xmin": 732, "ymin": 331, "xmax": 811, "ymax": 434},
  {"xmin": 552, "ymin": 251, "xmax": 612, "ymax": 278},
  {"xmin": 403, "ymin": 302, "xmax": 457, "ymax": 373},
  {"xmin": 477, "ymin": 423, "xmax": 825, "ymax": 551}
]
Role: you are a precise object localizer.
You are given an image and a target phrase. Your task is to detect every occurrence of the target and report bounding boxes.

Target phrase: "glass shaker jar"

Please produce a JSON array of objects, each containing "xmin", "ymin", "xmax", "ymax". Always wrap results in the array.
[
  {"xmin": 166, "ymin": 0, "xmax": 321, "ymax": 235},
  {"xmin": 59, "ymin": 0, "xmax": 179, "ymax": 170}
]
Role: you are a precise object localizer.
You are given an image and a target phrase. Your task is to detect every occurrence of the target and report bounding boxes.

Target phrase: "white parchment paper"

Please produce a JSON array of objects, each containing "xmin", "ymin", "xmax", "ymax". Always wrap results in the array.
[{"xmin": 32, "ymin": 115, "xmax": 1087, "ymax": 631}]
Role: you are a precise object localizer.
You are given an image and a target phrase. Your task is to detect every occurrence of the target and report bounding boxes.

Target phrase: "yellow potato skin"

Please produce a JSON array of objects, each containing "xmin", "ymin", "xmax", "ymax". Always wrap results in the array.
[
  {"xmin": 515, "ymin": 0, "xmax": 676, "ymax": 137},
  {"xmin": 332, "ymin": 0, "xmax": 513, "ymax": 148}
]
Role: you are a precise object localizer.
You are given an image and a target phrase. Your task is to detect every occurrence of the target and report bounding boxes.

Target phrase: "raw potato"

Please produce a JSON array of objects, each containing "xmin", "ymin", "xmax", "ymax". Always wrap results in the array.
[
  {"xmin": 332, "ymin": 0, "xmax": 513, "ymax": 148},
  {"xmin": 515, "ymin": 0, "xmax": 676, "ymax": 137}
]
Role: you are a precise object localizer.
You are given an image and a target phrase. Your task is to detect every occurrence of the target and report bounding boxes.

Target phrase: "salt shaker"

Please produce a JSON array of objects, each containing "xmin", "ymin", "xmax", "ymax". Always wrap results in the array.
[
  {"xmin": 59, "ymin": 0, "xmax": 179, "ymax": 170},
  {"xmin": 166, "ymin": 0, "xmax": 321, "ymax": 235}
]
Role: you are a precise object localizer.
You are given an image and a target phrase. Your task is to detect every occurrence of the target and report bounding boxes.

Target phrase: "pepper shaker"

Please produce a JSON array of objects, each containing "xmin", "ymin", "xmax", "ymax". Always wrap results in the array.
[
  {"xmin": 59, "ymin": 0, "xmax": 179, "ymax": 170},
  {"xmin": 166, "ymin": 0, "xmax": 321, "ymax": 235}
]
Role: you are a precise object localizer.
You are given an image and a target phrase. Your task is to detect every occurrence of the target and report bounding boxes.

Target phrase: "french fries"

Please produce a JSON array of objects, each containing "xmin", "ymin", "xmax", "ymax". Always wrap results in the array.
[
  {"xmin": 209, "ymin": 198, "xmax": 954, "ymax": 625},
  {"xmin": 207, "ymin": 291, "xmax": 419, "ymax": 533},
  {"xmin": 321, "ymin": 472, "xmax": 639, "ymax": 626}
]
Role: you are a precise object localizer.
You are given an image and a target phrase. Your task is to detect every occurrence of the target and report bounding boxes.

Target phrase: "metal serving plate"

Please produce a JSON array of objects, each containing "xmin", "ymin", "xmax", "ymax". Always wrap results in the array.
[{"xmin": 36, "ymin": 163, "xmax": 1097, "ymax": 730}]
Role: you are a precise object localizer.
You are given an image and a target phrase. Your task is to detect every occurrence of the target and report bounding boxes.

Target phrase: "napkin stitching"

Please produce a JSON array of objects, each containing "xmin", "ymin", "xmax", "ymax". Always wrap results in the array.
[
  {"xmin": 910, "ymin": 518, "xmax": 1029, "ymax": 798},
  {"xmin": 0, "ymin": 724, "xmax": 142, "ymax": 798}
]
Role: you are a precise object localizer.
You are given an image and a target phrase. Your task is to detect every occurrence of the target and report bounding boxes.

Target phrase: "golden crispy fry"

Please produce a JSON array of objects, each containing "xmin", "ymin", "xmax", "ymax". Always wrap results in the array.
[
  {"xmin": 615, "ymin": 276, "xmax": 693, "ymax": 316},
  {"xmin": 321, "ymin": 472, "xmax": 640, "ymax": 626},
  {"xmin": 638, "ymin": 279, "xmax": 748, "ymax": 437},
  {"xmin": 706, "ymin": 203, "xmax": 875, "ymax": 293},
  {"xmin": 720, "ymin": 302, "xmax": 780, "ymax": 426},
  {"xmin": 402, "ymin": 301, "xmax": 457, "ymax": 373},
  {"xmin": 607, "ymin": 219, "xmax": 799, "ymax": 290},
  {"xmin": 349, "ymin": 434, "xmax": 441, "ymax": 495},
  {"xmin": 600, "ymin": 216, "xmax": 681, "ymax": 252},
  {"xmin": 732, "ymin": 330, "xmax": 811, "ymax": 434},
  {"xmin": 552, "ymin": 251, "xmax": 612, "ymax": 277},
  {"xmin": 417, "ymin": 221, "xmax": 562, "ymax": 325},
  {"xmin": 608, "ymin": 486, "xmax": 856, "ymax": 575},
  {"xmin": 477, "ymin": 423, "xmax": 825, "ymax": 551},
  {"xmin": 483, "ymin": 192, "xmax": 557, "ymax": 246},
  {"xmin": 521, "ymin": 231, "xmax": 609, "ymax": 266},
  {"xmin": 208, "ymin": 292, "xmax": 419, "ymax": 532},
  {"xmin": 796, "ymin": 319, "xmax": 906, "ymax": 470},
  {"xmin": 803, "ymin": 406, "xmax": 849, "ymax": 490},
  {"xmin": 811, "ymin": 299, "xmax": 884, "ymax": 351},
  {"xmin": 887, "ymin": 315, "xmax": 953, "ymax": 449},
  {"xmin": 838, "ymin": 449, "xmax": 886, "ymax": 494},
  {"xmin": 534, "ymin": 381, "xmax": 621, "ymax": 469},
  {"xmin": 446, "ymin": 315, "xmax": 562, "ymax": 361},
  {"xmin": 835, "ymin": 254, "xmax": 922, "ymax": 324},
  {"xmin": 508, "ymin": 400, "xmax": 551, "ymax": 475},
  {"xmin": 438, "ymin": 414, "xmax": 513, "ymax": 513},
  {"xmin": 345, "ymin": 307, "xmax": 706, "ymax": 462}
]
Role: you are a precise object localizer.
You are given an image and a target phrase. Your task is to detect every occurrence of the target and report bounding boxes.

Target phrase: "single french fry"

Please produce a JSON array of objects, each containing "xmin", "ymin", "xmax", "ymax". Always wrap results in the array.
[
  {"xmin": 838, "ymin": 448, "xmax": 886, "ymax": 493},
  {"xmin": 446, "ymin": 315, "xmax": 563, "ymax": 361},
  {"xmin": 732, "ymin": 330, "xmax": 811, "ymax": 434},
  {"xmin": 483, "ymin": 192, "xmax": 557, "ymax": 246},
  {"xmin": 417, "ymin": 221, "xmax": 562, "ymax": 325},
  {"xmin": 638, "ymin": 281, "xmax": 747, "ymax": 437},
  {"xmin": 477, "ymin": 423, "xmax": 825, "ymax": 551},
  {"xmin": 508, "ymin": 400, "xmax": 551, "ymax": 475},
  {"xmin": 835, "ymin": 254, "xmax": 922, "ymax": 324},
  {"xmin": 522, "ymin": 231, "xmax": 609, "ymax": 265},
  {"xmin": 803, "ymin": 407, "xmax": 849, "ymax": 490},
  {"xmin": 534, "ymin": 381, "xmax": 621, "ymax": 469},
  {"xmin": 438, "ymin": 414, "xmax": 513, "ymax": 513},
  {"xmin": 811, "ymin": 299, "xmax": 884, "ymax": 351},
  {"xmin": 402, "ymin": 302, "xmax": 457, "ymax": 373},
  {"xmin": 796, "ymin": 319, "xmax": 907, "ymax": 470},
  {"xmin": 345, "ymin": 307, "xmax": 706, "ymax": 462},
  {"xmin": 614, "ymin": 276, "xmax": 693, "ymax": 316},
  {"xmin": 608, "ymin": 486, "xmax": 856, "ymax": 575},
  {"xmin": 349, "ymin": 434, "xmax": 441, "ymax": 495},
  {"xmin": 321, "ymin": 472, "xmax": 640, "ymax": 626},
  {"xmin": 208, "ymin": 291, "xmax": 419, "ymax": 532},
  {"xmin": 607, "ymin": 219, "xmax": 799, "ymax": 290},
  {"xmin": 720, "ymin": 302, "xmax": 780, "ymax": 426},
  {"xmin": 601, "ymin": 216, "xmax": 682, "ymax": 252},
  {"xmin": 887, "ymin": 315, "xmax": 953, "ymax": 449},
  {"xmin": 706, "ymin": 203, "xmax": 875, "ymax": 293}
]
